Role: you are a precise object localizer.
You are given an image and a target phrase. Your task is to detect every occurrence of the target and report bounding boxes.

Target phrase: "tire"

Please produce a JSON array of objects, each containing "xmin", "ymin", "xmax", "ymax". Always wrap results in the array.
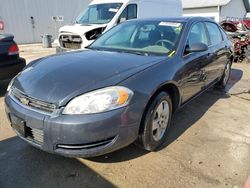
[
  {"xmin": 0, "ymin": 79, "xmax": 10, "ymax": 88},
  {"xmin": 217, "ymin": 61, "xmax": 232, "ymax": 89},
  {"xmin": 0, "ymin": 79, "xmax": 10, "ymax": 96},
  {"xmin": 247, "ymin": 47, "xmax": 250, "ymax": 64},
  {"xmin": 136, "ymin": 92, "xmax": 172, "ymax": 151}
]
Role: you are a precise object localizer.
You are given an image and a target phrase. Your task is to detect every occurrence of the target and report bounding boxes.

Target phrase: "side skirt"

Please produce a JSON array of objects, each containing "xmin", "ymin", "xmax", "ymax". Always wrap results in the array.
[{"xmin": 176, "ymin": 78, "xmax": 220, "ymax": 112}]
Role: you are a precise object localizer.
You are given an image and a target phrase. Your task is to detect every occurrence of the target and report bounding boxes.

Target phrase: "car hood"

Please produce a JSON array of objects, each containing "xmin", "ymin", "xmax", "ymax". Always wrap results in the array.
[
  {"xmin": 13, "ymin": 50, "xmax": 165, "ymax": 106},
  {"xmin": 59, "ymin": 24, "xmax": 107, "ymax": 36}
]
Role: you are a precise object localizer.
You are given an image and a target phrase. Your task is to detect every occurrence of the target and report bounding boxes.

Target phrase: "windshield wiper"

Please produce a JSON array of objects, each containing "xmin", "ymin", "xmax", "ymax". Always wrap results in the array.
[
  {"xmin": 88, "ymin": 47, "xmax": 150, "ymax": 56},
  {"xmin": 130, "ymin": 51, "xmax": 149, "ymax": 56},
  {"xmin": 114, "ymin": 49, "xmax": 149, "ymax": 56},
  {"xmin": 87, "ymin": 46, "xmax": 107, "ymax": 52}
]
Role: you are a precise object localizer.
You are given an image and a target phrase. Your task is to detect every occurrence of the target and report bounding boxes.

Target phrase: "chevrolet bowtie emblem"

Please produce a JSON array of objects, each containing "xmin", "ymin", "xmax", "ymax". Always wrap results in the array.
[{"xmin": 20, "ymin": 97, "xmax": 30, "ymax": 106}]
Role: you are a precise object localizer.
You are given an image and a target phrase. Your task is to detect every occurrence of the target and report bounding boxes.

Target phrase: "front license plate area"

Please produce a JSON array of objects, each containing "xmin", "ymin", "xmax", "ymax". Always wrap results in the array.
[{"xmin": 9, "ymin": 114, "xmax": 26, "ymax": 137}]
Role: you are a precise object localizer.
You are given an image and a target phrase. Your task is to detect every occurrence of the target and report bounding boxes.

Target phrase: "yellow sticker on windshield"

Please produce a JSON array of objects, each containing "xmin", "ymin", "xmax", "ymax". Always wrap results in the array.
[
  {"xmin": 175, "ymin": 27, "xmax": 181, "ymax": 32},
  {"xmin": 169, "ymin": 51, "xmax": 176, "ymax": 57}
]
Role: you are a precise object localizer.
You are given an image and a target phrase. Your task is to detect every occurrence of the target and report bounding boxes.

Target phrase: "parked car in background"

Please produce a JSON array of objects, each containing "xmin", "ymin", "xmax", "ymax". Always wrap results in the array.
[
  {"xmin": 5, "ymin": 17, "xmax": 233, "ymax": 158},
  {"xmin": 0, "ymin": 34, "xmax": 26, "ymax": 82},
  {"xmin": 56, "ymin": 0, "xmax": 182, "ymax": 52}
]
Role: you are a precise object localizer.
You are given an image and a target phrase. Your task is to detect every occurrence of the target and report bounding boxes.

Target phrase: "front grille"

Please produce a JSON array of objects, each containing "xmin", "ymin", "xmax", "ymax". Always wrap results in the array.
[
  {"xmin": 10, "ymin": 87, "xmax": 57, "ymax": 113},
  {"xmin": 26, "ymin": 126, "xmax": 44, "ymax": 145},
  {"xmin": 59, "ymin": 34, "xmax": 82, "ymax": 49},
  {"xmin": 57, "ymin": 137, "xmax": 116, "ymax": 150}
]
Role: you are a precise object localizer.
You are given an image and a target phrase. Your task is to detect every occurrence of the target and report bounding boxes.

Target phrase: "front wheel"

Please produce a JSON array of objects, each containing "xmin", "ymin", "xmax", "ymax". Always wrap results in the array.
[
  {"xmin": 136, "ymin": 92, "xmax": 172, "ymax": 151},
  {"xmin": 217, "ymin": 61, "xmax": 231, "ymax": 89}
]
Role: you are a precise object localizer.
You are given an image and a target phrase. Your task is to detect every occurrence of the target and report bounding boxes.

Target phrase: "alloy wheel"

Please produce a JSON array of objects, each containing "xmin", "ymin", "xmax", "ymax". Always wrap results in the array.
[
  {"xmin": 152, "ymin": 100, "xmax": 170, "ymax": 142},
  {"xmin": 223, "ymin": 63, "xmax": 231, "ymax": 86}
]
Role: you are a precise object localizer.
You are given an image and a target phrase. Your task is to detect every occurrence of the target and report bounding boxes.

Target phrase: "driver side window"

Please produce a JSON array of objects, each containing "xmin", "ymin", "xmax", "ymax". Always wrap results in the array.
[{"xmin": 185, "ymin": 22, "xmax": 208, "ymax": 55}]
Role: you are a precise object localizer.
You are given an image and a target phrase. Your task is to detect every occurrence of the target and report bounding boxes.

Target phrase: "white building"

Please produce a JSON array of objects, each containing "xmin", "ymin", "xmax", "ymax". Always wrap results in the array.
[
  {"xmin": 183, "ymin": 0, "xmax": 249, "ymax": 22},
  {"xmin": 0, "ymin": 0, "xmax": 92, "ymax": 44}
]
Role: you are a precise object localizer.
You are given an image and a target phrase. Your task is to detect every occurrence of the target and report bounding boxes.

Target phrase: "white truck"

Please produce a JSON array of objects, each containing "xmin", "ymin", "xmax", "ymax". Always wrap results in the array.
[{"xmin": 57, "ymin": 0, "xmax": 183, "ymax": 52}]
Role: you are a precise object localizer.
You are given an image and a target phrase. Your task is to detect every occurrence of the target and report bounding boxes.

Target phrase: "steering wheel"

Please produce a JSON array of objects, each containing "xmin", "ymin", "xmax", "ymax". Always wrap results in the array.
[{"xmin": 155, "ymin": 39, "xmax": 175, "ymax": 49}]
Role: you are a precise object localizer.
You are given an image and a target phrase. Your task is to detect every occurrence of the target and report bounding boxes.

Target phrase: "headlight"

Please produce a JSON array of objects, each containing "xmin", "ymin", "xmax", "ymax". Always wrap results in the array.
[{"xmin": 63, "ymin": 86, "xmax": 134, "ymax": 115}]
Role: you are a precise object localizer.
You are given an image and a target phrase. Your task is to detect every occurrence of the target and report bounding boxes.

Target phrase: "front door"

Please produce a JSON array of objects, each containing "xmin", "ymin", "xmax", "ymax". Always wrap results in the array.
[{"xmin": 180, "ymin": 22, "xmax": 211, "ymax": 102}]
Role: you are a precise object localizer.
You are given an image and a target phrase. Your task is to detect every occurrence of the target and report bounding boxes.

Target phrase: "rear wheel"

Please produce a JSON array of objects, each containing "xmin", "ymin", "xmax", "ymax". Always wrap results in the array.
[
  {"xmin": 136, "ymin": 92, "xmax": 172, "ymax": 151},
  {"xmin": 0, "ymin": 79, "xmax": 10, "ymax": 95},
  {"xmin": 217, "ymin": 61, "xmax": 231, "ymax": 89},
  {"xmin": 247, "ymin": 47, "xmax": 250, "ymax": 63}
]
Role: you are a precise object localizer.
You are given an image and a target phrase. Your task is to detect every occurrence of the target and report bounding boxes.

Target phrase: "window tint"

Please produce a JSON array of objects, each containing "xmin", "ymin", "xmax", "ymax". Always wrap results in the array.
[
  {"xmin": 127, "ymin": 4, "xmax": 137, "ymax": 19},
  {"xmin": 104, "ymin": 24, "xmax": 136, "ymax": 45},
  {"xmin": 91, "ymin": 21, "xmax": 184, "ymax": 55},
  {"xmin": 188, "ymin": 23, "xmax": 209, "ymax": 46},
  {"xmin": 185, "ymin": 22, "xmax": 208, "ymax": 55},
  {"xmin": 76, "ymin": 3, "xmax": 123, "ymax": 24},
  {"xmin": 206, "ymin": 22, "xmax": 223, "ymax": 45},
  {"xmin": 118, "ymin": 4, "xmax": 137, "ymax": 23},
  {"xmin": 138, "ymin": 25, "xmax": 156, "ymax": 40}
]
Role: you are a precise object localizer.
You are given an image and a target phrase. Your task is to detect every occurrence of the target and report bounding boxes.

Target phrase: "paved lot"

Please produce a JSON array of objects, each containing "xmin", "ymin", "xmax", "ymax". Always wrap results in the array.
[{"xmin": 0, "ymin": 44, "xmax": 250, "ymax": 188}]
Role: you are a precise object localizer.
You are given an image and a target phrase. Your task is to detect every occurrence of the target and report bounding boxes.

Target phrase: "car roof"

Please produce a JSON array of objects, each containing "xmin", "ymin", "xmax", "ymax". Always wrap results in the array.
[{"xmin": 127, "ymin": 17, "xmax": 216, "ymax": 24}]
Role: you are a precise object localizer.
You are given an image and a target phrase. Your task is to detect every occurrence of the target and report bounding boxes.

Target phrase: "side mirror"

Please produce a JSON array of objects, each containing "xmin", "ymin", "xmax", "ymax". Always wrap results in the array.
[
  {"xmin": 118, "ymin": 17, "xmax": 127, "ymax": 24},
  {"xmin": 186, "ymin": 43, "xmax": 208, "ymax": 53}
]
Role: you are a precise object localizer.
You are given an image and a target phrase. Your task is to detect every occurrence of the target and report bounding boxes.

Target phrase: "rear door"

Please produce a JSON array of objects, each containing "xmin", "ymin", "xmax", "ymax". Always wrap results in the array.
[
  {"xmin": 181, "ymin": 22, "xmax": 211, "ymax": 102},
  {"xmin": 203, "ymin": 22, "xmax": 228, "ymax": 86}
]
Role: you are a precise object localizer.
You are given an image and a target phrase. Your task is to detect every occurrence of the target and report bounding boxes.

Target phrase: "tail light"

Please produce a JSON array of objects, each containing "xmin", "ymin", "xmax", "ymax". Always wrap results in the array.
[
  {"xmin": 0, "ymin": 21, "xmax": 4, "ymax": 30},
  {"xmin": 8, "ymin": 44, "xmax": 19, "ymax": 55}
]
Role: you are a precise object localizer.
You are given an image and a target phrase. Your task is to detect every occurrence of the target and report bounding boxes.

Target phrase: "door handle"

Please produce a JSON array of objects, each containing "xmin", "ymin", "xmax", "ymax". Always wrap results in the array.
[{"xmin": 207, "ymin": 52, "xmax": 216, "ymax": 58}]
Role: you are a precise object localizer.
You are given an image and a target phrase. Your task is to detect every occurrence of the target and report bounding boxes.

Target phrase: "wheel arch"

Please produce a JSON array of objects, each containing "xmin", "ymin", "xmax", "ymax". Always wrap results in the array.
[{"xmin": 138, "ymin": 81, "xmax": 181, "ymax": 134}]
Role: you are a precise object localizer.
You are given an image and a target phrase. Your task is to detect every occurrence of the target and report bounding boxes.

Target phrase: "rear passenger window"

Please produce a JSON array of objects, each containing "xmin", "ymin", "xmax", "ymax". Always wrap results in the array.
[{"xmin": 205, "ymin": 22, "xmax": 223, "ymax": 45}]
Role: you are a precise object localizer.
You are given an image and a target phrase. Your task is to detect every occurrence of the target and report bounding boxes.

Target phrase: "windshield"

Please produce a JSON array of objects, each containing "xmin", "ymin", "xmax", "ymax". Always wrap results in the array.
[
  {"xmin": 90, "ymin": 21, "xmax": 184, "ymax": 55},
  {"xmin": 76, "ymin": 3, "xmax": 123, "ymax": 24}
]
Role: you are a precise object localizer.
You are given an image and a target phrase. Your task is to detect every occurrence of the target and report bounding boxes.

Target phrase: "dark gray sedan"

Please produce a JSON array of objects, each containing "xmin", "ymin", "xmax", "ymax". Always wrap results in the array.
[{"xmin": 5, "ymin": 17, "xmax": 233, "ymax": 157}]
